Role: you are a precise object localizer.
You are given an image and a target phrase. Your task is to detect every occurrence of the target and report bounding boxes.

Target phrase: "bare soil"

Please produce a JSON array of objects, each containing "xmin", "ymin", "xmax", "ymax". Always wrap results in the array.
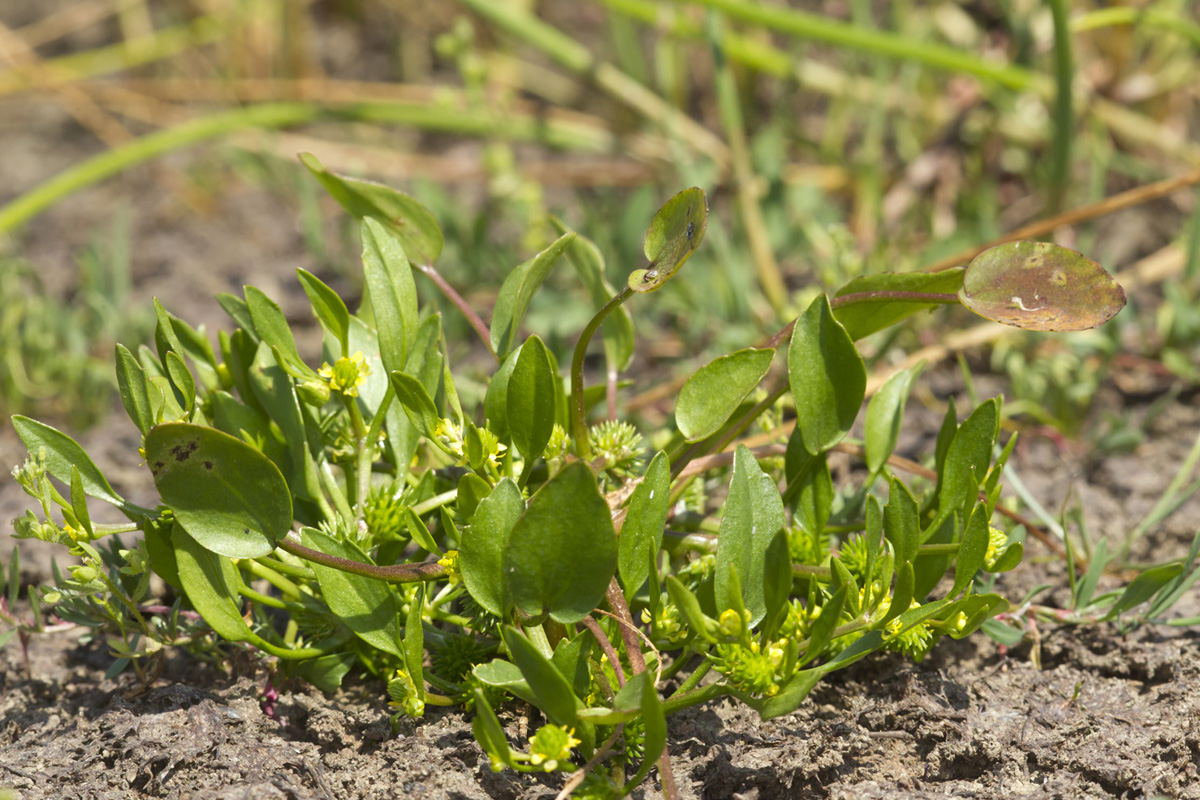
[{"xmin": 3, "ymin": 9, "xmax": 1200, "ymax": 798}]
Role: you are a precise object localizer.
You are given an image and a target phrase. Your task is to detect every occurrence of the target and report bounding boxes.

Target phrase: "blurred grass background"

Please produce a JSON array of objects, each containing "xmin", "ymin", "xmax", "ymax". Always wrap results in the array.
[{"xmin": 0, "ymin": 0, "xmax": 1198, "ymax": 440}]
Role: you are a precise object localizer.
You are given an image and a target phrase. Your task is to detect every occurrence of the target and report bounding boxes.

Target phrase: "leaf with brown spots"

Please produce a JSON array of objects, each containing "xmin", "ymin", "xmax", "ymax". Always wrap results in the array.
[
  {"xmin": 145, "ymin": 423, "xmax": 292, "ymax": 558},
  {"xmin": 959, "ymin": 242, "xmax": 1126, "ymax": 332}
]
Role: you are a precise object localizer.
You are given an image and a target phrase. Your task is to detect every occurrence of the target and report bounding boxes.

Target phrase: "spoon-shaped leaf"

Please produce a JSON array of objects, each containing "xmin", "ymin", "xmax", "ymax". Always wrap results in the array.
[
  {"xmin": 504, "ymin": 461, "xmax": 616, "ymax": 624},
  {"xmin": 629, "ymin": 187, "xmax": 707, "ymax": 293},
  {"xmin": 300, "ymin": 152, "xmax": 443, "ymax": 266},
  {"xmin": 959, "ymin": 241, "xmax": 1126, "ymax": 331},
  {"xmin": 676, "ymin": 347, "xmax": 775, "ymax": 442},
  {"xmin": 145, "ymin": 422, "xmax": 292, "ymax": 558}
]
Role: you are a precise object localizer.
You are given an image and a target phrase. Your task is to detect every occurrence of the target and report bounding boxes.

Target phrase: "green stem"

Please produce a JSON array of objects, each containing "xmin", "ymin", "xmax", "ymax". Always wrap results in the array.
[
  {"xmin": 0, "ymin": 100, "xmax": 626, "ymax": 235},
  {"xmin": 277, "ymin": 536, "xmax": 446, "ymax": 583},
  {"xmin": 243, "ymin": 558, "xmax": 304, "ymax": 600},
  {"xmin": 674, "ymin": 0, "xmax": 1039, "ymax": 91},
  {"xmin": 571, "ymin": 286, "xmax": 633, "ymax": 459},
  {"xmin": 662, "ymin": 681, "xmax": 728, "ymax": 715},
  {"xmin": 707, "ymin": 11, "xmax": 786, "ymax": 314},
  {"xmin": 256, "ymin": 555, "xmax": 316, "ymax": 582},
  {"xmin": 829, "ymin": 290, "xmax": 961, "ymax": 310},
  {"xmin": 455, "ymin": 0, "xmax": 728, "ymax": 163},
  {"xmin": 1046, "ymin": 0, "xmax": 1073, "ymax": 216},
  {"xmin": 667, "ymin": 659, "xmax": 713, "ymax": 700},
  {"xmin": 412, "ymin": 489, "xmax": 458, "ymax": 518}
]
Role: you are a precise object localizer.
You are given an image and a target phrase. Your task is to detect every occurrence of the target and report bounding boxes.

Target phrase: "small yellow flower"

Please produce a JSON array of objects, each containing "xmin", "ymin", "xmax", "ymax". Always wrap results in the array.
[
  {"xmin": 318, "ymin": 351, "xmax": 371, "ymax": 398},
  {"xmin": 438, "ymin": 549, "xmax": 461, "ymax": 583},
  {"xmin": 528, "ymin": 725, "xmax": 581, "ymax": 772}
]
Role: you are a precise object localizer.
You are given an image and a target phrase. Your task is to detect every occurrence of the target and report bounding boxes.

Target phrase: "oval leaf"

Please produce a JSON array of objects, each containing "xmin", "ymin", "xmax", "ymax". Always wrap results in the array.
[
  {"xmin": 864, "ymin": 363, "xmax": 923, "ymax": 474},
  {"xmin": 618, "ymin": 451, "xmax": 671, "ymax": 599},
  {"xmin": 787, "ymin": 294, "xmax": 866, "ymax": 455},
  {"xmin": 489, "ymin": 232, "xmax": 576, "ymax": 359},
  {"xmin": 300, "ymin": 152, "xmax": 443, "ymax": 266},
  {"xmin": 460, "ymin": 479, "xmax": 524, "ymax": 616},
  {"xmin": 676, "ymin": 348, "xmax": 775, "ymax": 442},
  {"xmin": 12, "ymin": 416, "xmax": 125, "ymax": 508},
  {"xmin": 504, "ymin": 461, "xmax": 617, "ymax": 624},
  {"xmin": 833, "ymin": 269, "xmax": 964, "ymax": 341},
  {"xmin": 959, "ymin": 241, "xmax": 1126, "ymax": 331},
  {"xmin": 506, "ymin": 334, "xmax": 557, "ymax": 465},
  {"xmin": 362, "ymin": 217, "xmax": 419, "ymax": 375},
  {"xmin": 301, "ymin": 527, "xmax": 405, "ymax": 659},
  {"xmin": 145, "ymin": 422, "xmax": 292, "ymax": 558},
  {"xmin": 172, "ymin": 523, "xmax": 255, "ymax": 643},
  {"xmin": 629, "ymin": 187, "xmax": 707, "ymax": 293},
  {"xmin": 714, "ymin": 445, "xmax": 787, "ymax": 627}
]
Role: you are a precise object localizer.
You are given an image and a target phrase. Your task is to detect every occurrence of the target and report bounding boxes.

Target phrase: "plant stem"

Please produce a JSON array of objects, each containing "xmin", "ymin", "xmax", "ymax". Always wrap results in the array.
[
  {"xmin": 572, "ymin": 287, "xmax": 633, "ymax": 459},
  {"xmin": 1046, "ymin": 0, "xmax": 1073, "ymax": 216},
  {"xmin": 829, "ymin": 290, "xmax": 961, "ymax": 309},
  {"xmin": 277, "ymin": 536, "xmax": 446, "ymax": 583},
  {"xmin": 661, "ymin": 681, "xmax": 727, "ymax": 715},
  {"xmin": 414, "ymin": 263, "xmax": 497, "ymax": 361},
  {"xmin": 707, "ymin": 11, "xmax": 787, "ymax": 314},
  {"xmin": 674, "ymin": 0, "xmax": 1039, "ymax": 91}
]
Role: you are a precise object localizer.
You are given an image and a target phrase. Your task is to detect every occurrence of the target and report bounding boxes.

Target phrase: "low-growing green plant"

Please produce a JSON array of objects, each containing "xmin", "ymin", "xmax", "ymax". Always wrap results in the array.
[{"xmin": 6, "ymin": 159, "xmax": 1127, "ymax": 797}]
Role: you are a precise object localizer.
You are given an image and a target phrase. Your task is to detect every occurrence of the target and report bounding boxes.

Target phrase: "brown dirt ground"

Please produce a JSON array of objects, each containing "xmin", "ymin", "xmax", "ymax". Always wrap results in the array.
[{"xmin": 3, "ymin": 7, "xmax": 1200, "ymax": 799}]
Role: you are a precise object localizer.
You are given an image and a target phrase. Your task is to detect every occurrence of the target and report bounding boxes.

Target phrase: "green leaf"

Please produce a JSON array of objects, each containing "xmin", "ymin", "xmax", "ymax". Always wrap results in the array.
[
  {"xmin": 505, "ymin": 462, "xmax": 617, "ymax": 624},
  {"xmin": 404, "ymin": 507, "xmax": 442, "ymax": 556},
  {"xmin": 833, "ymin": 269, "xmax": 965, "ymax": 340},
  {"xmin": 715, "ymin": 445, "xmax": 787, "ymax": 627},
  {"xmin": 483, "ymin": 348, "xmax": 521, "ymax": 442},
  {"xmin": 501, "ymin": 626, "xmax": 580, "ymax": 727},
  {"xmin": 791, "ymin": 451, "xmax": 832, "ymax": 538},
  {"xmin": 506, "ymin": 334, "xmax": 557, "ymax": 466},
  {"xmin": 629, "ymin": 187, "xmax": 707, "ymax": 293},
  {"xmin": 799, "ymin": 584, "xmax": 846, "ymax": 667},
  {"xmin": 217, "ymin": 292, "xmax": 257, "ymax": 339},
  {"xmin": 361, "ymin": 217, "xmax": 419, "ymax": 375},
  {"xmin": 864, "ymin": 363, "xmax": 923, "ymax": 474},
  {"xmin": 951, "ymin": 505, "xmax": 991, "ymax": 597},
  {"xmin": 297, "ymin": 268, "xmax": 351, "ymax": 358},
  {"xmin": 456, "ymin": 473, "xmax": 493, "ymax": 523},
  {"xmin": 473, "ymin": 658, "xmax": 538, "ymax": 707},
  {"xmin": 300, "ymin": 152, "xmax": 443, "ymax": 266},
  {"xmin": 68, "ymin": 466, "xmax": 93, "ymax": 538},
  {"xmin": 936, "ymin": 399, "xmax": 999, "ymax": 523},
  {"xmin": 153, "ymin": 298, "xmax": 186, "ymax": 364},
  {"xmin": 471, "ymin": 688, "xmax": 517, "ymax": 770},
  {"xmin": 626, "ymin": 673, "xmax": 667, "ymax": 790},
  {"xmin": 665, "ymin": 575, "xmax": 717, "ymax": 643},
  {"xmin": 1105, "ymin": 564, "xmax": 1184, "ymax": 621},
  {"xmin": 676, "ymin": 348, "xmax": 775, "ymax": 442},
  {"xmin": 146, "ymin": 422, "xmax": 292, "ymax": 558},
  {"xmin": 959, "ymin": 241, "xmax": 1126, "ymax": 331},
  {"xmin": 788, "ymin": 294, "xmax": 866, "ymax": 455},
  {"xmin": 12, "ymin": 416, "xmax": 125, "ymax": 507},
  {"xmin": 164, "ymin": 352, "xmax": 196, "ymax": 418},
  {"xmin": 244, "ymin": 286, "xmax": 314, "ymax": 379},
  {"xmin": 618, "ymin": 452, "xmax": 671, "ymax": 600},
  {"xmin": 301, "ymin": 527, "xmax": 404, "ymax": 659},
  {"xmin": 296, "ymin": 652, "xmax": 356, "ymax": 694},
  {"xmin": 404, "ymin": 583, "xmax": 426, "ymax": 704},
  {"xmin": 248, "ymin": 342, "xmax": 320, "ymax": 502},
  {"xmin": 489, "ymin": 232, "xmax": 576, "ymax": 359},
  {"xmin": 1074, "ymin": 538, "xmax": 1108, "ymax": 610},
  {"xmin": 761, "ymin": 529, "xmax": 793, "ymax": 636},
  {"xmin": 389, "ymin": 370, "xmax": 441, "ymax": 442},
  {"xmin": 115, "ymin": 344, "xmax": 153, "ymax": 436},
  {"xmin": 760, "ymin": 632, "xmax": 886, "ymax": 720},
  {"xmin": 172, "ymin": 523, "xmax": 255, "ymax": 643},
  {"xmin": 460, "ymin": 479, "xmax": 524, "ymax": 617}
]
